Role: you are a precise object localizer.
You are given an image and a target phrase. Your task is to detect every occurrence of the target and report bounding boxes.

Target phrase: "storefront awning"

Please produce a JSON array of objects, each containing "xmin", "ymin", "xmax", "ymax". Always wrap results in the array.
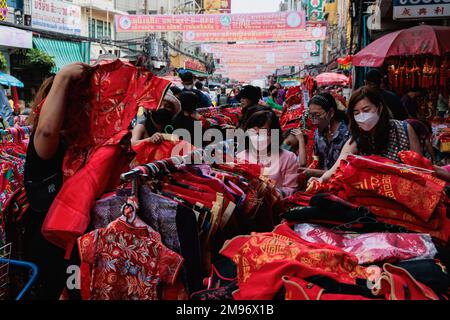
[{"xmin": 33, "ymin": 38, "xmax": 91, "ymax": 74}]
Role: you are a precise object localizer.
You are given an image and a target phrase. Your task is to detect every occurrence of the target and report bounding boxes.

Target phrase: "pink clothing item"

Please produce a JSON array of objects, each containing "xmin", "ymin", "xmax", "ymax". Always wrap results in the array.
[
  {"xmin": 237, "ymin": 149, "xmax": 299, "ymax": 196},
  {"xmin": 294, "ymin": 224, "xmax": 437, "ymax": 265}
]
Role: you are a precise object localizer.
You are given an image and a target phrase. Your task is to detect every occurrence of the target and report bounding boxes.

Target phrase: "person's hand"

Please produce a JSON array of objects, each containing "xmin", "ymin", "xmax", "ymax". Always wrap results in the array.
[
  {"xmin": 57, "ymin": 62, "xmax": 90, "ymax": 82},
  {"xmin": 148, "ymin": 133, "xmax": 164, "ymax": 144},
  {"xmin": 291, "ymin": 128, "xmax": 304, "ymax": 138},
  {"xmin": 306, "ymin": 176, "xmax": 323, "ymax": 193}
]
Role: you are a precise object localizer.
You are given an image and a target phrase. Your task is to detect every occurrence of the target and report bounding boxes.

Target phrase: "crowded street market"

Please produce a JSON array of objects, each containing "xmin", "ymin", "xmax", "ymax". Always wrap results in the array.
[{"xmin": 0, "ymin": 0, "xmax": 450, "ymax": 309}]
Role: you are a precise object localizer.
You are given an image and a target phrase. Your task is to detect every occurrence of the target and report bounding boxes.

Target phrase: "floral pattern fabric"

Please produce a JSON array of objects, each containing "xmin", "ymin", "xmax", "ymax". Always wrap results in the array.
[{"xmin": 78, "ymin": 218, "xmax": 183, "ymax": 300}]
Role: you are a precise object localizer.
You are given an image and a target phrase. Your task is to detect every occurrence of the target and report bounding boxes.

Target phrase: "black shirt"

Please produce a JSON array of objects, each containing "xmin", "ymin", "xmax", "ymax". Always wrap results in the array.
[{"xmin": 24, "ymin": 134, "xmax": 67, "ymax": 213}]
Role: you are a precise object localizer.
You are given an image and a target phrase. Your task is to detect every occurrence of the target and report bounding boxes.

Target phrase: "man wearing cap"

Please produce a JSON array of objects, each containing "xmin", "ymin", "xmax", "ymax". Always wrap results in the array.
[
  {"xmin": 365, "ymin": 68, "xmax": 408, "ymax": 120},
  {"xmin": 179, "ymin": 71, "xmax": 212, "ymax": 109}
]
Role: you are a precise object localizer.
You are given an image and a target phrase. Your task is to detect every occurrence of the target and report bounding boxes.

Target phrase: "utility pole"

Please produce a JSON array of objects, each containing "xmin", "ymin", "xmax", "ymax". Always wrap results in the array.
[{"xmin": 144, "ymin": 0, "xmax": 148, "ymax": 14}]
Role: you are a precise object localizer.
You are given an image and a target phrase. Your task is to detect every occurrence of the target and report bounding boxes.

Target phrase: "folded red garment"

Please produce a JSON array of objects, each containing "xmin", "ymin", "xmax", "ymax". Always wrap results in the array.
[{"xmin": 133, "ymin": 139, "xmax": 195, "ymax": 164}]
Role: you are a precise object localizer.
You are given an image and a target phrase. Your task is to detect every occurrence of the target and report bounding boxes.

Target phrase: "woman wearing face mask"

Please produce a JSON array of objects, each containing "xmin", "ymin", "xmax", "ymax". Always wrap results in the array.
[
  {"xmin": 131, "ymin": 90, "xmax": 181, "ymax": 146},
  {"xmin": 309, "ymin": 86, "xmax": 421, "ymax": 185},
  {"xmin": 303, "ymin": 92, "xmax": 350, "ymax": 178},
  {"xmin": 237, "ymin": 110, "xmax": 299, "ymax": 197}
]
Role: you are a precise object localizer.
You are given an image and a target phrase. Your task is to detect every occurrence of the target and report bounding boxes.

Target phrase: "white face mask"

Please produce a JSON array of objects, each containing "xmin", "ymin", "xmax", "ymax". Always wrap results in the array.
[
  {"xmin": 354, "ymin": 111, "xmax": 380, "ymax": 131},
  {"xmin": 184, "ymin": 84, "xmax": 194, "ymax": 91}
]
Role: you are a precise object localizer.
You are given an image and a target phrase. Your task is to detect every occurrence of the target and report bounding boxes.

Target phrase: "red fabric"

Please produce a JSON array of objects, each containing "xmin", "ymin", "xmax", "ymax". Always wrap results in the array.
[
  {"xmin": 341, "ymin": 155, "xmax": 445, "ymax": 223},
  {"xmin": 11, "ymin": 86, "xmax": 19, "ymax": 113},
  {"xmin": 398, "ymin": 150, "xmax": 433, "ymax": 170},
  {"xmin": 220, "ymin": 223, "xmax": 368, "ymax": 300},
  {"xmin": 78, "ymin": 219, "xmax": 183, "ymax": 300},
  {"xmin": 43, "ymin": 142, "xmax": 132, "ymax": 255},
  {"xmin": 63, "ymin": 60, "xmax": 170, "ymax": 178},
  {"xmin": 42, "ymin": 60, "xmax": 170, "ymax": 253},
  {"xmin": 283, "ymin": 276, "xmax": 373, "ymax": 300},
  {"xmin": 373, "ymin": 264, "xmax": 439, "ymax": 300},
  {"xmin": 132, "ymin": 139, "xmax": 195, "ymax": 164},
  {"xmin": 353, "ymin": 25, "xmax": 450, "ymax": 67}
]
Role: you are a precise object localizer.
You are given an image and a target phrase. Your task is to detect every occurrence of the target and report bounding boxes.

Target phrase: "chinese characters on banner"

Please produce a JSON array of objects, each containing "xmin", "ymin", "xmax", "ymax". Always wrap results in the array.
[
  {"xmin": 183, "ymin": 25, "xmax": 327, "ymax": 42},
  {"xmin": 203, "ymin": 0, "xmax": 231, "ymax": 14},
  {"xmin": 393, "ymin": 0, "xmax": 450, "ymax": 19},
  {"xmin": 31, "ymin": 0, "xmax": 81, "ymax": 35},
  {"xmin": 201, "ymin": 42, "xmax": 317, "ymax": 54},
  {"xmin": 115, "ymin": 11, "xmax": 306, "ymax": 33},
  {"xmin": 308, "ymin": 0, "xmax": 325, "ymax": 22}
]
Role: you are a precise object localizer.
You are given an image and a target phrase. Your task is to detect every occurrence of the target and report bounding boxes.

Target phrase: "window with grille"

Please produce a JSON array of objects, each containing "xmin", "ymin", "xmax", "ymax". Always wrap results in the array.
[{"xmin": 97, "ymin": 20, "xmax": 103, "ymax": 38}]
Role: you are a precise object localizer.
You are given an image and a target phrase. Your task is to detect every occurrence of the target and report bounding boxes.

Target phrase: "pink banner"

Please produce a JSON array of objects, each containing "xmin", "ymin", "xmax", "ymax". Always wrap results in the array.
[
  {"xmin": 202, "ymin": 41, "xmax": 317, "ymax": 54},
  {"xmin": 115, "ymin": 11, "xmax": 305, "ymax": 33},
  {"xmin": 183, "ymin": 26, "xmax": 327, "ymax": 42}
]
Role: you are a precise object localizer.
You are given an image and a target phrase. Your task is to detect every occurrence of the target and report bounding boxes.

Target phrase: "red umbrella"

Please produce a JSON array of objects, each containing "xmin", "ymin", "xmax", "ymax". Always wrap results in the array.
[
  {"xmin": 316, "ymin": 72, "xmax": 349, "ymax": 87},
  {"xmin": 353, "ymin": 25, "xmax": 450, "ymax": 67}
]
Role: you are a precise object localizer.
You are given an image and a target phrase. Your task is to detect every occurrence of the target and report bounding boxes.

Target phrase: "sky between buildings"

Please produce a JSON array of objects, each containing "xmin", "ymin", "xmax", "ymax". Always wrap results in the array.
[{"xmin": 231, "ymin": 0, "xmax": 281, "ymax": 13}]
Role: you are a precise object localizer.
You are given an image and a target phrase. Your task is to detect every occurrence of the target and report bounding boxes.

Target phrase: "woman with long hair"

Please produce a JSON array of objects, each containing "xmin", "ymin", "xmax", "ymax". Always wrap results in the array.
[
  {"xmin": 24, "ymin": 63, "xmax": 91, "ymax": 299},
  {"xmin": 309, "ymin": 86, "xmax": 421, "ymax": 185},
  {"xmin": 237, "ymin": 109, "xmax": 299, "ymax": 197}
]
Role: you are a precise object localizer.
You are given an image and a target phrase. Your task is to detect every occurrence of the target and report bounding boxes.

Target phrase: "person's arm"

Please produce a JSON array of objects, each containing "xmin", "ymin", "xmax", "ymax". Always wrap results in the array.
[
  {"xmin": 309, "ymin": 139, "xmax": 358, "ymax": 184},
  {"xmin": 34, "ymin": 63, "xmax": 89, "ymax": 160},
  {"xmin": 131, "ymin": 124, "xmax": 147, "ymax": 146},
  {"xmin": 278, "ymin": 152, "xmax": 299, "ymax": 197},
  {"xmin": 131, "ymin": 123, "xmax": 165, "ymax": 146},
  {"xmin": 425, "ymin": 139, "xmax": 436, "ymax": 163},
  {"xmin": 433, "ymin": 165, "xmax": 450, "ymax": 182},
  {"xmin": 291, "ymin": 129, "xmax": 307, "ymax": 167},
  {"xmin": 406, "ymin": 123, "xmax": 422, "ymax": 155}
]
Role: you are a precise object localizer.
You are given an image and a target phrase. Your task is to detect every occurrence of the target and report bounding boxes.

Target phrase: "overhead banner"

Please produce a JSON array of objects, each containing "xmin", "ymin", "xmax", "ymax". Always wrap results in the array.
[
  {"xmin": 115, "ymin": 11, "xmax": 305, "ymax": 33},
  {"xmin": 202, "ymin": 42, "xmax": 317, "ymax": 54},
  {"xmin": 183, "ymin": 26, "xmax": 327, "ymax": 42},
  {"xmin": 204, "ymin": 0, "xmax": 231, "ymax": 13},
  {"xmin": 32, "ymin": 0, "xmax": 82, "ymax": 35},
  {"xmin": 393, "ymin": 0, "xmax": 450, "ymax": 20}
]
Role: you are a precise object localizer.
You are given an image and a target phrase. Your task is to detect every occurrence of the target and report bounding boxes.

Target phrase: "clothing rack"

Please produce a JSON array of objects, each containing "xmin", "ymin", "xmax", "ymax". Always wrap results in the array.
[
  {"xmin": 121, "ymin": 139, "xmax": 235, "ymax": 182},
  {"xmin": 0, "ymin": 126, "xmax": 32, "ymax": 142},
  {"xmin": 196, "ymin": 103, "xmax": 241, "ymax": 113}
]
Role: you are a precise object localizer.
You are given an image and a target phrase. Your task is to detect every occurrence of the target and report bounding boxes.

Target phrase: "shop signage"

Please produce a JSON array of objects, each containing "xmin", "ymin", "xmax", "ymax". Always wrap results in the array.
[
  {"xmin": 204, "ymin": 0, "xmax": 231, "ymax": 13},
  {"xmin": 115, "ymin": 11, "xmax": 305, "ymax": 33},
  {"xmin": 393, "ymin": 0, "xmax": 450, "ymax": 19},
  {"xmin": 308, "ymin": 0, "xmax": 325, "ymax": 22},
  {"xmin": 0, "ymin": 25, "xmax": 33, "ymax": 49},
  {"xmin": 31, "ymin": 0, "xmax": 81, "ymax": 35},
  {"xmin": 184, "ymin": 58, "xmax": 206, "ymax": 72}
]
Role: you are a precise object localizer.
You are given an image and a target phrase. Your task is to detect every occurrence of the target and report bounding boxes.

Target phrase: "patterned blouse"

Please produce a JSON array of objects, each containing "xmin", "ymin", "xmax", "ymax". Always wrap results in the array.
[
  {"xmin": 358, "ymin": 120, "xmax": 410, "ymax": 163},
  {"xmin": 314, "ymin": 121, "xmax": 351, "ymax": 170}
]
